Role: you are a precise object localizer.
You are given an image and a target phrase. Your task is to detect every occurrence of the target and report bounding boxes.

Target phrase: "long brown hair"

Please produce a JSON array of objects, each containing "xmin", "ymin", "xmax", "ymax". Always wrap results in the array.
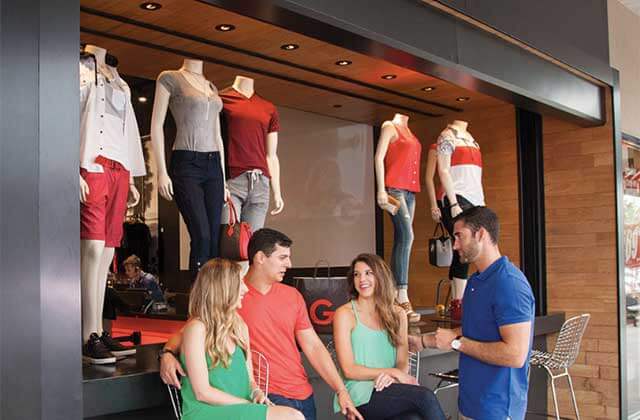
[
  {"xmin": 347, "ymin": 253, "xmax": 401, "ymax": 346},
  {"xmin": 189, "ymin": 258, "xmax": 248, "ymax": 368}
]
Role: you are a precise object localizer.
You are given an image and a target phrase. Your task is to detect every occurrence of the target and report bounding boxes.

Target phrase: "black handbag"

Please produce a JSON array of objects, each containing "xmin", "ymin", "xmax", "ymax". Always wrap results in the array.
[{"xmin": 429, "ymin": 223, "xmax": 453, "ymax": 267}]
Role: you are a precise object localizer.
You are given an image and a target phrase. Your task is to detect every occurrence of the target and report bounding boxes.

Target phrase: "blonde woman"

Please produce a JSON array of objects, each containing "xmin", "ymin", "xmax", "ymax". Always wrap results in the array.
[
  {"xmin": 332, "ymin": 254, "xmax": 445, "ymax": 419},
  {"xmin": 180, "ymin": 258, "xmax": 303, "ymax": 420}
]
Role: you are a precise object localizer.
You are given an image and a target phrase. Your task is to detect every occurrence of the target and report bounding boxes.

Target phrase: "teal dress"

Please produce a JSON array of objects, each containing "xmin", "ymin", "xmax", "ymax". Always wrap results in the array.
[
  {"xmin": 333, "ymin": 300, "xmax": 397, "ymax": 412},
  {"xmin": 180, "ymin": 346, "xmax": 267, "ymax": 420}
]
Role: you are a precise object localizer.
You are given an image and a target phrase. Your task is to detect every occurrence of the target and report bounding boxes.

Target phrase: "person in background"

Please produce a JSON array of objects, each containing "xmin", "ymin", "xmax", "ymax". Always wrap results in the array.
[{"xmin": 123, "ymin": 254, "xmax": 165, "ymax": 303}]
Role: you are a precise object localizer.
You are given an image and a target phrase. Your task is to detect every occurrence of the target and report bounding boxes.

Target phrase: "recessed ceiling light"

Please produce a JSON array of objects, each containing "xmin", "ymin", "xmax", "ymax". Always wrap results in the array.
[
  {"xmin": 215, "ymin": 24, "xmax": 236, "ymax": 32},
  {"xmin": 381, "ymin": 74, "xmax": 397, "ymax": 80},
  {"xmin": 281, "ymin": 44, "xmax": 299, "ymax": 51},
  {"xmin": 138, "ymin": 96, "xmax": 148, "ymax": 103},
  {"xmin": 456, "ymin": 96, "xmax": 470, "ymax": 102},
  {"xmin": 422, "ymin": 86, "xmax": 436, "ymax": 92},
  {"xmin": 140, "ymin": 2, "xmax": 161, "ymax": 11},
  {"xmin": 335, "ymin": 60, "xmax": 352, "ymax": 66},
  {"xmin": 333, "ymin": 104, "xmax": 343, "ymax": 108}
]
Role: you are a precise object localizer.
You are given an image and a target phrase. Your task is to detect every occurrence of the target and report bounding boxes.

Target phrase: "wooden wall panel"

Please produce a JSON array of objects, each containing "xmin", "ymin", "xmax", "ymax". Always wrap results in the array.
[
  {"xmin": 382, "ymin": 102, "xmax": 520, "ymax": 308},
  {"xmin": 543, "ymin": 89, "xmax": 619, "ymax": 419}
]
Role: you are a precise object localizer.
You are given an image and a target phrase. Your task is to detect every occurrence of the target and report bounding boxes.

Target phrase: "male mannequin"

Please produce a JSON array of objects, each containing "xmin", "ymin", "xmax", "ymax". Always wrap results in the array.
[
  {"xmin": 375, "ymin": 113, "xmax": 422, "ymax": 323},
  {"xmin": 150, "ymin": 59, "xmax": 226, "ymax": 273},
  {"xmin": 220, "ymin": 75, "xmax": 284, "ymax": 236},
  {"xmin": 80, "ymin": 44, "xmax": 145, "ymax": 364},
  {"xmin": 435, "ymin": 119, "xmax": 485, "ymax": 317}
]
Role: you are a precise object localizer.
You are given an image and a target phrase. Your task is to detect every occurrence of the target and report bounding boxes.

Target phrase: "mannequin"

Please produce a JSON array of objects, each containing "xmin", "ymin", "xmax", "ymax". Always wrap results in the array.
[
  {"xmin": 425, "ymin": 143, "xmax": 442, "ymax": 223},
  {"xmin": 220, "ymin": 75, "xmax": 284, "ymax": 235},
  {"xmin": 375, "ymin": 113, "xmax": 422, "ymax": 323},
  {"xmin": 435, "ymin": 120, "xmax": 485, "ymax": 318},
  {"xmin": 150, "ymin": 59, "xmax": 226, "ymax": 273},
  {"xmin": 80, "ymin": 44, "xmax": 145, "ymax": 364}
]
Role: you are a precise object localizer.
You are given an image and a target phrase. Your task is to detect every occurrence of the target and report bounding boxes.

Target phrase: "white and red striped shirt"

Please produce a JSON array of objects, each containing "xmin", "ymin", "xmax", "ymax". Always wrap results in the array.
[{"xmin": 436, "ymin": 129, "xmax": 485, "ymax": 206}]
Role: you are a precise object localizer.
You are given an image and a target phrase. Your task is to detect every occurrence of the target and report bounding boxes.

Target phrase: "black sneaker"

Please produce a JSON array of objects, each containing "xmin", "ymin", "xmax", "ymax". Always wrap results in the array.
[
  {"xmin": 100, "ymin": 331, "xmax": 137, "ymax": 357},
  {"xmin": 83, "ymin": 333, "xmax": 117, "ymax": 365}
]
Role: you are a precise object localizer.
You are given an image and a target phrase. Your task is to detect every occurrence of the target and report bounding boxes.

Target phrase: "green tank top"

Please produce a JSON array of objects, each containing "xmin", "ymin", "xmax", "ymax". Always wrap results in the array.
[
  {"xmin": 333, "ymin": 300, "xmax": 397, "ymax": 412},
  {"xmin": 180, "ymin": 345, "xmax": 267, "ymax": 420}
]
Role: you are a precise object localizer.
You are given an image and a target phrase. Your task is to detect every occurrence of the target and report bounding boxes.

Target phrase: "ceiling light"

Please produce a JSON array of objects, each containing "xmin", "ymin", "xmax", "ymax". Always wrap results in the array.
[
  {"xmin": 335, "ymin": 60, "xmax": 352, "ymax": 66},
  {"xmin": 422, "ymin": 86, "xmax": 436, "ymax": 92},
  {"xmin": 138, "ymin": 96, "xmax": 148, "ymax": 103},
  {"xmin": 456, "ymin": 96, "xmax": 470, "ymax": 102},
  {"xmin": 381, "ymin": 74, "xmax": 397, "ymax": 80},
  {"xmin": 140, "ymin": 2, "xmax": 161, "ymax": 11},
  {"xmin": 215, "ymin": 24, "xmax": 236, "ymax": 32},
  {"xmin": 281, "ymin": 43, "xmax": 299, "ymax": 51}
]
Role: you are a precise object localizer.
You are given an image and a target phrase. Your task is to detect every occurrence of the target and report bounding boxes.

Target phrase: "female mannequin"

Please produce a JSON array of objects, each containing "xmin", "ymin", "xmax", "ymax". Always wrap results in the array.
[
  {"xmin": 150, "ymin": 59, "xmax": 226, "ymax": 273},
  {"xmin": 375, "ymin": 113, "xmax": 422, "ymax": 323},
  {"xmin": 80, "ymin": 44, "xmax": 145, "ymax": 364},
  {"xmin": 220, "ymin": 75, "xmax": 284, "ymax": 233},
  {"xmin": 436, "ymin": 120, "xmax": 485, "ymax": 317}
]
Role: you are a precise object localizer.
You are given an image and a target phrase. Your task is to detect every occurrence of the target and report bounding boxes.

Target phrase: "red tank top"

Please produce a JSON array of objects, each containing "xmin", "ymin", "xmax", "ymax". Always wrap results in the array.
[{"xmin": 384, "ymin": 123, "xmax": 422, "ymax": 193}]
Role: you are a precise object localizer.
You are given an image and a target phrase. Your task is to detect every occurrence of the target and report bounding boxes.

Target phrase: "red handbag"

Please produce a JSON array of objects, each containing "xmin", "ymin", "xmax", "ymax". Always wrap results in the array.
[{"xmin": 219, "ymin": 201, "xmax": 252, "ymax": 261}]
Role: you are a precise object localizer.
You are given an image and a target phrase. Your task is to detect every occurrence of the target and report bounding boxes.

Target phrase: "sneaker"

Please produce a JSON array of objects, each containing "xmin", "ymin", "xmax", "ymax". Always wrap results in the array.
[
  {"xmin": 398, "ymin": 301, "xmax": 421, "ymax": 323},
  {"xmin": 83, "ymin": 333, "xmax": 117, "ymax": 365},
  {"xmin": 100, "ymin": 331, "xmax": 137, "ymax": 357}
]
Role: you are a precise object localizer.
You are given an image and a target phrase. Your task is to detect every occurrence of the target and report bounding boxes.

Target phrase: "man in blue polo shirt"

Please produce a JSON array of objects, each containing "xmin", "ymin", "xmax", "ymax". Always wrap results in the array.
[{"xmin": 414, "ymin": 206, "xmax": 535, "ymax": 419}]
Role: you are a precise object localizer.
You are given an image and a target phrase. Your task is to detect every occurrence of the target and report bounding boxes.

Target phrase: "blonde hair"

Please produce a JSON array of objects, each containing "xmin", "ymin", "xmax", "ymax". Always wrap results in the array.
[
  {"xmin": 189, "ymin": 258, "xmax": 248, "ymax": 368},
  {"xmin": 348, "ymin": 254, "xmax": 401, "ymax": 346}
]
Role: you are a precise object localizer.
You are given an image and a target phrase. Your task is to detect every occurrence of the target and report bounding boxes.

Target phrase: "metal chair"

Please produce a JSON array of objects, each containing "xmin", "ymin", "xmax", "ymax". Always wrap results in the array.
[
  {"xmin": 529, "ymin": 313, "xmax": 591, "ymax": 420},
  {"xmin": 408, "ymin": 350, "xmax": 420, "ymax": 382},
  {"xmin": 165, "ymin": 349, "xmax": 270, "ymax": 420},
  {"xmin": 429, "ymin": 368, "xmax": 459, "ymax": 395}
]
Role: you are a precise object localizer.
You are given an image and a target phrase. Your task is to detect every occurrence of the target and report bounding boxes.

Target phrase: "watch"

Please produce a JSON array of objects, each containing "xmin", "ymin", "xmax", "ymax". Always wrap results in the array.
[
  {"xmin": 158, "ymin": 347, "xmax": 178, "ymax": 360},
  {"xmin": 451, "ymin": 336, "xmax": 463, "ymax": 351}
]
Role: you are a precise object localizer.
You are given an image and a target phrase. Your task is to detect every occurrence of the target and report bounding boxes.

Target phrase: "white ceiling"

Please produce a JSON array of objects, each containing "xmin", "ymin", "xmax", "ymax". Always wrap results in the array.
[{"xmin": 618, "ymin": 0, "xmax": 640, "ymax": 16}]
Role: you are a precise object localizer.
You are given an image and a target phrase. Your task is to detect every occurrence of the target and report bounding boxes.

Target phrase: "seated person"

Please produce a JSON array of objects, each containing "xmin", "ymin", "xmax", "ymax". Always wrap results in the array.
[
  {"xmin": 179, "ymin": 258, "xmax": 304, "ymax": 420},
  {"xmin": 333, "ymin": 254, "xmax": 446, "ymax": 420},
  {"xmin": 123, "ymin": 255, "xmax": 164, "ymax": 302}
]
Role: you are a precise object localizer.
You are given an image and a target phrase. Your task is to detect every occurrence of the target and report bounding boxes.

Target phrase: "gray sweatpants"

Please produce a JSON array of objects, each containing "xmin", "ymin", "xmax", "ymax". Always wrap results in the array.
[{"xmin": 222, "ymin": 170, "xmax": 270, "ymax": 232}]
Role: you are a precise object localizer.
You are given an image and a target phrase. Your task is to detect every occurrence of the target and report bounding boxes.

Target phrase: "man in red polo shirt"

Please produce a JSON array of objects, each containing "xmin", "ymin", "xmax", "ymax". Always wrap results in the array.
[{"xmin": 160, "ymin": 229, "xmax": 362, "ymax": 420}]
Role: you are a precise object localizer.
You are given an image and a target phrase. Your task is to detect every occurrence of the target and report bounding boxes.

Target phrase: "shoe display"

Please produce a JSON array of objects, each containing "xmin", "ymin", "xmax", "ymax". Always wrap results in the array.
[
  {"xmin": 398, "ymin": 301, "xmax": 421, "ymax": 323},
  {"xmin": 83, "ymin": 333, "xmax": 117, "ymax": 365},
  {"xmin": 100, "ymin": 331, "xmax": 137, "ymax": 357}
]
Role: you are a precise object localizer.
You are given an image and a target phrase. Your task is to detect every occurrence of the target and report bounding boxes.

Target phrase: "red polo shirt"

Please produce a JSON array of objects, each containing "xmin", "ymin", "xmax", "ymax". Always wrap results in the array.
[{"xmin": 221, "ymin": 89, "xmax": 280, "ymax": 179}]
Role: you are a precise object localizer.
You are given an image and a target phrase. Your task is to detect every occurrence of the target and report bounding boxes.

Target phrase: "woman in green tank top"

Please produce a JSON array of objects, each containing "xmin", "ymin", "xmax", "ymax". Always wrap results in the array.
[
  {"xmin": 332, "ymin": 254, "xmax": 446, "ymax": 420},
  {"xmin": 179, "ymin": 258, "xmax": 304, "ymax": 420}
]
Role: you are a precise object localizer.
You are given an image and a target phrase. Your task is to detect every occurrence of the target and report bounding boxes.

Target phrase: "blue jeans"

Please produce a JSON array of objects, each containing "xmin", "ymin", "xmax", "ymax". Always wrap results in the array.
[
  {"xmin": 357, "ymin": 383, "xmax": 446, "ymax": 420},
  {"xmin": 268, "ymin": 393, "xmax": 316, "ymax": 420},
  {"xmin": 387, "ymin": 188, "xmax": 416, "ymax": 288}
]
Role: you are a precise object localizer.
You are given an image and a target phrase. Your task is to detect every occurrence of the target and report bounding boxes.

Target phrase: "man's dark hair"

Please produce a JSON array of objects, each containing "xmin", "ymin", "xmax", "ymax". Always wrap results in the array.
[
  {"xmin": 452, "ymin": 206, "xmax": 500, "ymax": 245},
  {"xmin": 248, "ymin": 228, "xmax": 293, "ymax": 265}
]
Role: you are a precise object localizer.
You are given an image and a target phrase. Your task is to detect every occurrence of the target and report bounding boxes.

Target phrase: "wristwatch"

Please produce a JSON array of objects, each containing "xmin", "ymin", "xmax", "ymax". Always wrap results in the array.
[
  {"xmin": 158, "ymin": 347, "xmax": 178, "ymax": 360},
  {"xmin": 451, "ymin": 336, "xmax": 463, "ymax": 351}
]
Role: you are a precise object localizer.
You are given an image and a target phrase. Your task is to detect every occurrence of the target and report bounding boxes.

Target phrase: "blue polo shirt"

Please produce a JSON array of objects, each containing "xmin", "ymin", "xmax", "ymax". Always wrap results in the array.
[{"xmin": 459, "ymin": 256, "xmax": 535, "ymax": 420}]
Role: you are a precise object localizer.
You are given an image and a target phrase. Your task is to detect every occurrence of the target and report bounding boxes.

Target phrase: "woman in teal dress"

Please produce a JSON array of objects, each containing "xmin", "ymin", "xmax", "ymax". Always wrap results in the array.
[
  {"xmin": 180, "ymin": 258, "xmax": 304, "ymax": 420},
  {"xmin": 332, "ymin": 254, "xmax": 446, "ymax": 420}
]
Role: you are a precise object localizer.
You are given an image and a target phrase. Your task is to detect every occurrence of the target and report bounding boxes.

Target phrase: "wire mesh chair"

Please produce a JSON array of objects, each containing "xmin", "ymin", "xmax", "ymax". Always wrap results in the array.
[
  {"xmin": 529, "ymin": 313, "xmax": 591, "ymax": 420},
  {"xmin": 408, "ymin": 350, "xmax": 420, "ymax": 382},
  {"xmin": 167, "ymin": 384, "xmax": 182, "ymax": 420},
  {"xmin": 251, "ymin": 349, "xmax": 270, "ymax": 396}
]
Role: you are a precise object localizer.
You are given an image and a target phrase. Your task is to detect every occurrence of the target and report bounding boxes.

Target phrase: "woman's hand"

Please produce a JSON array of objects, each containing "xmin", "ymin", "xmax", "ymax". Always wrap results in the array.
[
  {"xmin": 373, "ymin": 372, "xmax": 396, "ymax": 391},
  {"xmin": 250, "ymin": 388, "xmax": 271, "ymax": 405},
  {"xmin": 389, "ymin": 368, "xmax": 418, "ymax": 385}
]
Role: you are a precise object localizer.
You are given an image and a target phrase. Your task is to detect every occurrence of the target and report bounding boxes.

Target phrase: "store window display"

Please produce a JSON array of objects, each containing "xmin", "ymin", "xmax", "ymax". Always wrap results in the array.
[
  {"xmin": 436, "ymin": 120, "xmax": 485, "ymax": 318},
  {"xmin": 150, "ymin": 59, "xmax": 227, "ymax": 273},
  {"xmin": 375, "ymin": 113, "xmax": 422, "ymax": 322},
  {"xmin": 80, "ymin": 44, "xmax": 146, "ymax": 364},
  {"xmin": 220, "ymin": 75, "xmax": 284, "ymax": 232}
]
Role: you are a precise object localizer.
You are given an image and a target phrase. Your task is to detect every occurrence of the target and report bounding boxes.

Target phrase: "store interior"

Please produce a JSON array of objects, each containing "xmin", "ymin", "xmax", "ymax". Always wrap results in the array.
[{"xmin": 79, "ymin": 0, "xmax": 520, "ymax": 345}]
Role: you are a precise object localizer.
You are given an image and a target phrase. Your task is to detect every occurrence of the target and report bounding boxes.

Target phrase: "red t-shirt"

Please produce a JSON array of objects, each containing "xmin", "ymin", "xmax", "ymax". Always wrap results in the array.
[
  {"xmin": 237, "ymin": 282, "xmax": 313, "ymax": 399},
  {"xmin": 221, "ymin": 89, "xmax": 280, "ymax": 179}
]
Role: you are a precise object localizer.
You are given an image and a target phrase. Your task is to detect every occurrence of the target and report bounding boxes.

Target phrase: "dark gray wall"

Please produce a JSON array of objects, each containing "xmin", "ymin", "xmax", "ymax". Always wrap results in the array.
[
  {"xmin": 1, "ymin": 0, "xmax": 82, "ymax": 419},
  {"xmin": 439, "ymin": 0, "xmax": 611, "ymax": 84}
]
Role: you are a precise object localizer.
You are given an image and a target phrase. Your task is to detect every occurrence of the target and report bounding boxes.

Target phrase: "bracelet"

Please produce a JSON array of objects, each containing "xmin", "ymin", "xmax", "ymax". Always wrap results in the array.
[
  {"xmin": 158, "ymin": 347, "xmax": 178, "ymax": 361},
  {"xmin": 336, "ymin": 387, "xmax": 348, "ymax": 396},
  {"xmin": 421, "ymin": 334, "xmax": 427, "ymax": 350},
  {"xmin": 449, "ymin": 202, "xmax": 459, "ymax": 209}
]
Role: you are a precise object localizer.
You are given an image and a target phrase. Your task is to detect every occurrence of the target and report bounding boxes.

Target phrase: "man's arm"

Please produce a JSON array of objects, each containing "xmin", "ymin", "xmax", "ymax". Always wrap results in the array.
[
  {"xmin": 434, "ymin": 322, "xmax": 532, "ymax": 368},
  {"xmin": 296, "ymin": 328, "xmax": 363, "ymax": 420},
  {"xmin": 159, "ymin": 329, "xmax": 186, "ymax": 387}
]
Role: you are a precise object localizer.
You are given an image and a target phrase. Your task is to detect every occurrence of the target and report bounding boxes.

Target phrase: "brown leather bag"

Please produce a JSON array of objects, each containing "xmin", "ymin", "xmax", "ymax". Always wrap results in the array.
[{"xmin": 219, "ymin": 201, "xmax": 252, "ymax": 261}]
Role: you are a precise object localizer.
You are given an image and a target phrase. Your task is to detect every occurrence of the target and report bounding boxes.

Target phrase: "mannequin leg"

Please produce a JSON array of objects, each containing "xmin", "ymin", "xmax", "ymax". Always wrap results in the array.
[
  {"xmin": 203, "ymin": 157, "xmax": 225, "ymax": 259},
  {"xmin": 81, "ymin": 239, "xmax": 106, "ymax": 342},
  {"xmin": 94, "ymin": 247, "xmax": 115, "ymax": 336}
]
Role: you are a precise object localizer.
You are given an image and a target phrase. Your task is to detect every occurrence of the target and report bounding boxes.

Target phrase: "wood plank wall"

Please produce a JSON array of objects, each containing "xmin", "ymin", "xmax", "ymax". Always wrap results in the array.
[
  {"xmin": 382, "ymin": 102, "xmax": 520, "ymax": 308},
  {"xmin": 543, "ymin": 90, "xmax": 619, "ymax": 419}
]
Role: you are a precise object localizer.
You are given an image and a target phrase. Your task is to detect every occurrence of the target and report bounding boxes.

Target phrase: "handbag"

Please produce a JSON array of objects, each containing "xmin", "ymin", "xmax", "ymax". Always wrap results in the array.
[
  {"xmin": 429, "ymin": 223, "xmax": 453, "ymax": 267},
  {"xmin": 219, "ymin": 201, "xmax": 252, "ymax": 261}
]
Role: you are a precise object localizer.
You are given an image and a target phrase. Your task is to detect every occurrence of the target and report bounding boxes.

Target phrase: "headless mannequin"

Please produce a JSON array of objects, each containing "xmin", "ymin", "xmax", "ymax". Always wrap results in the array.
[
  {"xmin": 80, "ymin": 44, "xmax": 140, "ymax": 342},
  {"xmin": 150, "ymin": 59, "xmax": 227, "ymax": 201},
  {"xmin": 375, "ymin": 113, "xmax": 420, "ymax": 312},
  {"xmin": 436, "ymin": 119, "xmax": 479, "ymax": 300},
  {"xmin": 229, "ymin": 75, "xmax": 284, "ymax": 215}
]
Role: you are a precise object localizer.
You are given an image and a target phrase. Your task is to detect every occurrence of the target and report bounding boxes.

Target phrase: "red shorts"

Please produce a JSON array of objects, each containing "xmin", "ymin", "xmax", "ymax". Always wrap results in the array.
[{"xmin": 80, "ymin": 156, "xmax": 130, "ymax": 247}]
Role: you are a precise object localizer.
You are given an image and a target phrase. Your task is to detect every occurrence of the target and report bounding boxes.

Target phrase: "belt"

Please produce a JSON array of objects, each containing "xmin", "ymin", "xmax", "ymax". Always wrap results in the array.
[{"xmin": 173, "ymin": 150, "xmax": 220, "ymax": 160}]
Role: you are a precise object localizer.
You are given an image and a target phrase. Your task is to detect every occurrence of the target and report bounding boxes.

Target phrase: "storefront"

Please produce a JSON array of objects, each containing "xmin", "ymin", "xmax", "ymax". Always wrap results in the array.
[{"xmin": 0, "ymin": 1, "xmax": 624, "ymax": 419}]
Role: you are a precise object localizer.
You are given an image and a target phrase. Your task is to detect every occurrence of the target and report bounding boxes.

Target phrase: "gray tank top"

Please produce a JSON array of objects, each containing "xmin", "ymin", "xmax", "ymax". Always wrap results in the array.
[{"xmin": 157, "ymin": 70, "xmax": 223, "ymax": 152}]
